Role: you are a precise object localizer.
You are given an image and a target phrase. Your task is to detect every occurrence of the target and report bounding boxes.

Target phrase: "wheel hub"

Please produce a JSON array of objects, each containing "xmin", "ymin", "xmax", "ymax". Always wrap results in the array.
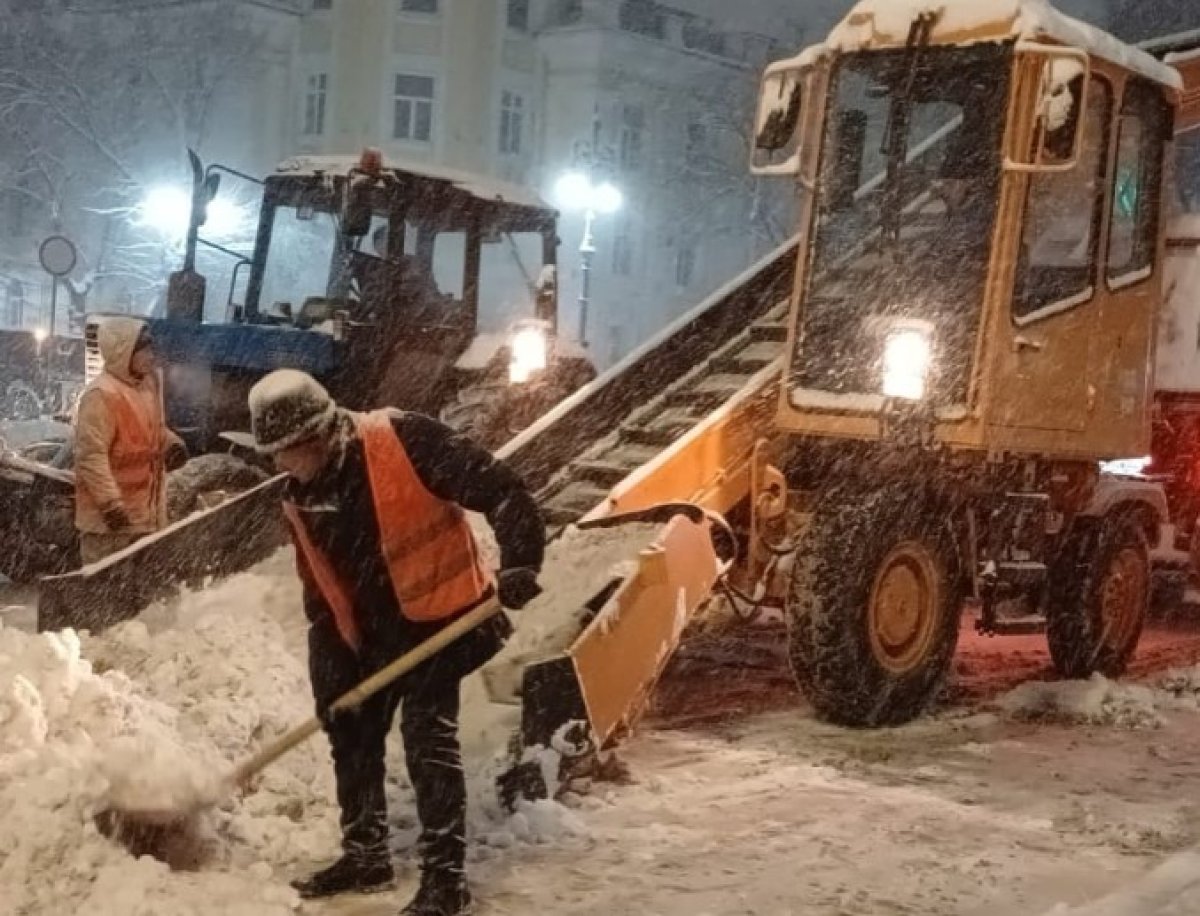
[
  {"xmin": 869, "ymin": 543, "xmax": 940, "ymax": 675},
  {"xmin": 1099, "ymin": 546, "xmax": 1147, "ymax": 650}
]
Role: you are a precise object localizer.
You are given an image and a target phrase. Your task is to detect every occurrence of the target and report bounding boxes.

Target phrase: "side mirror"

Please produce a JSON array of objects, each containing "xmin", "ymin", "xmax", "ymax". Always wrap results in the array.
[
  {"xmin": 750, "ymin": 62, "xmax": 808, "ymax": 177},
  {"xmin": 1006, "ymin": 48, "xmax": 1089, "ymax": 173},
  {"xmin": 342, "ymin": 176, "xmax": 374, "ymax": 238},
  {"xmin": 827, "ymin": 110, "xmax": 867, "ymax": 212}
]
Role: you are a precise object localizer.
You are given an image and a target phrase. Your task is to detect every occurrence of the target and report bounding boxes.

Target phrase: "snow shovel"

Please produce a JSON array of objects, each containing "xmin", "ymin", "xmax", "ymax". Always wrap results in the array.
[{"xmin": 96, "ymin": 596, "xmax": 503, "ymax": 867}]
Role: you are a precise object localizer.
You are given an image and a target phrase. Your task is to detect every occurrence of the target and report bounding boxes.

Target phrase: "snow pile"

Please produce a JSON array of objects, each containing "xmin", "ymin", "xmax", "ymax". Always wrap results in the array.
[
  {"xmin": 0, "ymin": 622, "xmax": 304, "ymax": 915},
  {"xmin": 1155, "ymin": 666, "xmax": 1200, "ymax": 711},
  {"xmin": 996, "ymin": 675, "xmax": 1164, "ymax": 730},
  {"xmin": 85, "ymin": 553, "xmax": 340, "ymax": 870},
  {"xmin": 1043, "ymin": 850, "xmax": 1200, "ymax": 915}
]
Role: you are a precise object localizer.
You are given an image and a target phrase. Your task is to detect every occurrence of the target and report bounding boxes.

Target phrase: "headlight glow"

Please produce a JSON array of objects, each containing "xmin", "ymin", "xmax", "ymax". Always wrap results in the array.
[
  {"xmin": 509, "ymin": 325, "xmax": 549, "ymax": 384},
  {"xmin": 881, "ymin": 328, "xmax": 932, "ymax": 401}
]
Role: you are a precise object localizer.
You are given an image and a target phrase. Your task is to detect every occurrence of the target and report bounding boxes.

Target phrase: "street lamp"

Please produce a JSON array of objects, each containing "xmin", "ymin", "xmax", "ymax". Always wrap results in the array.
[
  {"xmin": 138, "ymin": 186, "xmax": 247, "ymax": 245},
  {"xmin": 554, "ymin": 170, "xmax": 623, "ymax": 348},
  {"xmin": 138, "ymin": 185, "xmax": 193, "ymax": 242}
]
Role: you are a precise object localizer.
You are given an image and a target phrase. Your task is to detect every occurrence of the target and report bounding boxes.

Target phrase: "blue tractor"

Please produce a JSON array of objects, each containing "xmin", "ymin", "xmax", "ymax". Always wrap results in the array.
[{"xmin": 87, "ymin": 149, "xmax": 593, "ymax": 460}]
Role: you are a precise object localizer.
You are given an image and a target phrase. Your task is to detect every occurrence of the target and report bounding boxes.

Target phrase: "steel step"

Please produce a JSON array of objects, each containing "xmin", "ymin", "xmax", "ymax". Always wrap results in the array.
[
  {"xmin": 748, "ymin": 321, "xmax": 788, "ymax": 343},
  {"xmin": 710, "ymin": 341, "xmax": 785, "ymax": 374}
]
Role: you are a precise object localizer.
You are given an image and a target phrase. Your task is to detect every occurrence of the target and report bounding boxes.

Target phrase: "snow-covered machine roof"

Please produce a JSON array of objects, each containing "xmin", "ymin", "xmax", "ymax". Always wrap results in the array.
[
  {"xmin": 786, "ymin": 0, "xmax": 1181, "ymax": 91},
  {"xmin": 274, "ymin": 153, "xmax": 552, "ymax": 212}
]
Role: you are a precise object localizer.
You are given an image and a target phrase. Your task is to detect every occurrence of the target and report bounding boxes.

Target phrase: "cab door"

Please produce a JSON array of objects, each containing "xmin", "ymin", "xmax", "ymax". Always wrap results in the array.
[{"xmin": 993, "ymin": 71, "xmax": 1114, "ymax": 434}]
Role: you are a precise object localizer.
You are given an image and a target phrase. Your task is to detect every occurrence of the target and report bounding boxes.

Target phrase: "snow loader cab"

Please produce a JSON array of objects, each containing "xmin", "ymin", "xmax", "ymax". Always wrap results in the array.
[{"xmin": 748, "ymin": 0, "xmax": 1183, "ymax": 727}]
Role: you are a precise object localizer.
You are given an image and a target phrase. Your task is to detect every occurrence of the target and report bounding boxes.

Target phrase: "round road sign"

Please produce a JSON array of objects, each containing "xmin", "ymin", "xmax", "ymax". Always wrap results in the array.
[{"xmin": 39, "ymin": 235, "xmax": 77, "ymax": 277}]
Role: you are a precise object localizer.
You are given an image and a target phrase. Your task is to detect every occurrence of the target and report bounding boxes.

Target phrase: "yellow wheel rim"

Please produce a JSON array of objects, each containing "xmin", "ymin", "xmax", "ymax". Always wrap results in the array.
[
  {"xmin": 1098, "ymin": 546, "xmax": 1146, "ymax": 651},
  {"xmin": 868, "ymin": 541, "xmax": 941, "ymax": 675}
]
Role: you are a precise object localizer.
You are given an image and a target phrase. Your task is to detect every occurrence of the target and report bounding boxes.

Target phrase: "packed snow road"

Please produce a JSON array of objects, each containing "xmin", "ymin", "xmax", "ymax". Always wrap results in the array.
[{"xmin": 5, "ymin": 545, "xmax": 1200, "ymax": 915}]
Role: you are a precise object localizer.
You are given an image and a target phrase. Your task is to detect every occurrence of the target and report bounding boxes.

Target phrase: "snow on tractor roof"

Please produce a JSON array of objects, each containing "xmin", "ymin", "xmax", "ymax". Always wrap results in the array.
[
  {"xmin": 274, "ymin": 153, "xmax": 552, "ymax": 212},
  {"xmin": 784, "ymin": 0, "xmax": 1181, "ymax": 91}
]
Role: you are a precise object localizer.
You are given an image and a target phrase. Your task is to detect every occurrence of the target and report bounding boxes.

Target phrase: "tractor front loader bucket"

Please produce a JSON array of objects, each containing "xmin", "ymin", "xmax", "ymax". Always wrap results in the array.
[
  {"xmin": 38, "ymin": 475, "xmax": 287, "ymax": 634},
  {"xmin": 499, "ymin": 509, "xmax": 723, "ymax": 805}
]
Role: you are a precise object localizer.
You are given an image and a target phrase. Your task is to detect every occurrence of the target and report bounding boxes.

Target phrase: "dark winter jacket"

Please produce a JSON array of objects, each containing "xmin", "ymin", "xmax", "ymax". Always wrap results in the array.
[{"xmin": 287, "ymin": 409, "xmax": 544, "ymax": 669}]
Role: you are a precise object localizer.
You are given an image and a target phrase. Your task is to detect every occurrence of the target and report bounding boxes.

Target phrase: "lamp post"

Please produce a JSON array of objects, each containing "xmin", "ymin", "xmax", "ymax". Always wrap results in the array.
[{"xmin": 553, "ymin": 171, "xmax": 622, "ymax": 349}]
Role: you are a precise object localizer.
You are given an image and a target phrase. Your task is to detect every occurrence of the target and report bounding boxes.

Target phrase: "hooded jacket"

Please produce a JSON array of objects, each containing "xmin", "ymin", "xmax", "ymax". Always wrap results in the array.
[{"xmin": 74, "ymin": 317, "xmax": 178, "ymax": 534}]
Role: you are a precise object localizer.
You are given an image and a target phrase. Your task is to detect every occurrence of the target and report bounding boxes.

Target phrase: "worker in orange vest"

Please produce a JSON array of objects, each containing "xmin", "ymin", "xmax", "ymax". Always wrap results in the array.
[
  {"xmin": 74, "ymin": 317, "xmax": 185, "ymax": 564},
  {"xmin": 248, "ymin": 369, "xmax": 543, "ymax": 916}
]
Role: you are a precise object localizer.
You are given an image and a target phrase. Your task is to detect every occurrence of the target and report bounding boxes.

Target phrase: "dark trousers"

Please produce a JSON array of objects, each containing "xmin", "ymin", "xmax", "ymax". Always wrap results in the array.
[{"xmin": 309, "ymin": 620, "xmax": 471, "ymax": 877}]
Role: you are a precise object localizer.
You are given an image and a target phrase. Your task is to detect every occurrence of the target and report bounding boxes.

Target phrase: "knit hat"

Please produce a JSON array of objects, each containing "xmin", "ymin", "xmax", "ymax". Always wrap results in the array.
[{"xmin": 248, "ymin": 369, "xmax": 337, "ymax": 454}]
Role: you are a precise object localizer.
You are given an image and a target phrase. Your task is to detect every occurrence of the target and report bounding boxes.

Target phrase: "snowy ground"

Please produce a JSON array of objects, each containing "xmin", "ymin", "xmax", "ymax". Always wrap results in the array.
[{"xmin": 7, "ymin": 544, "xmax": 1200, "ymax": 914}]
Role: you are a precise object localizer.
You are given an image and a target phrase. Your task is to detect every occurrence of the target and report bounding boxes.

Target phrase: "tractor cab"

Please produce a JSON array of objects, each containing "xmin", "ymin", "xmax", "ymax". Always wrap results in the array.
[
  {"xmin": 239, "ymin": 151, "xmax": 569, "ymax": 419},
  {"xmin": 753, "ymin": 0, "xmax": 1180, "ymax": 464}
]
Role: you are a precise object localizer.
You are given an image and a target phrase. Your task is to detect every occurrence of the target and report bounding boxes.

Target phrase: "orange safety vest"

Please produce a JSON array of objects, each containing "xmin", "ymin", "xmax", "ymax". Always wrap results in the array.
[
  {"xmin": 283, "ymin": 410, "xmax": 493, "ymax": 649},
  {"xmin": 76, "ymin": 373, "xmax": 166, "ymax": 527}
]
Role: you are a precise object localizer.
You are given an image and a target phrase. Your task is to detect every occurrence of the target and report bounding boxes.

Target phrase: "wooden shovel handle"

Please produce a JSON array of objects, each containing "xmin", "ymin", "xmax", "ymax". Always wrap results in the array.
[{"xmin": 227, "ymin": 598, "xmax": 502, "ymax": 788}]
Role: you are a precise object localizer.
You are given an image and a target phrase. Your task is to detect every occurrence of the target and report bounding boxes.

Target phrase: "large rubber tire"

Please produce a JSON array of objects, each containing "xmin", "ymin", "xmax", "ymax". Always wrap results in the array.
[
  {"xmin": 1045, "ymin": 514, "xmax": 1149, "ymax": 679},
  {"xmin": 2, "ymin": 381, "xmax": 41, "ymax": 422},
  {"xmin": 787, "ymin": 484, "xmax": 965, "ymax": 727},
  {"xmin": 166, "ymin": 454, "xmax": 269, "ymax": 523},
  {"xmin": 439, "ymin": 382, "xmax": 514, "ymax": 448}
]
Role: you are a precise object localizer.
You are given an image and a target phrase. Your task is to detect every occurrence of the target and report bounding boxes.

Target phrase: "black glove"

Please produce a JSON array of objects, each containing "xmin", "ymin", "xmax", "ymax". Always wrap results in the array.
[
  {"xmin": 101, "ymin": 504, "xmax": 132, "ymax": 533},
  {"xmin": 497, "ymin": 567, "xmax": 541, "ymax": 610},
  {"xmin": 165, "ymin": 440, "xmax": 188, "ymax": 472}
]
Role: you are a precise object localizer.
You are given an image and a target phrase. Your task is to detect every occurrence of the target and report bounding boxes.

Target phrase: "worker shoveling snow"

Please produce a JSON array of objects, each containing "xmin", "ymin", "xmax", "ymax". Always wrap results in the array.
[{"xmin": 0, "ymin": 521, "xmax": 656, "ymax": 913}]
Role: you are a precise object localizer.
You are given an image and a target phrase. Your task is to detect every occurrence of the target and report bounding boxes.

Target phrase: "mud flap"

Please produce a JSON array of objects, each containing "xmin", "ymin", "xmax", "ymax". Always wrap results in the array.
[
  {"xmin": 500, "ymin": 510, "xmax": 722, "ymax": 806},
  {"xmin": 38, "ymin": 475, "xmax": 287, "ymax": 634}
]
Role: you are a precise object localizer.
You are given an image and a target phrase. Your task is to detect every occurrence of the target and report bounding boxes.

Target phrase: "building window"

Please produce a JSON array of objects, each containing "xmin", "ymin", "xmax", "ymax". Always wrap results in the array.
[
  {"xmin": 393, "ymin": 74, "xmax": 434, "ymax": 143},
  {"xmin": 682, "ymin": 21, "xmax": 726, "ymax": 56},
  {"xmin": 303, "ymin": 73, "xmax": 327, "ymax": 136},
  {"xmin": 311, "ymin": 0, "xmax": 332, "ymax": 9},
  {"xmin": 507, "ymin": 0, "xmax": 529, "ymax": 31},
  {"xmin": 1107, "ymin": 80, "xmax": 1169, "ymax": 286},
  {"xmin": 619, "ymin": 0, "xmax": 666, "ymax": 39},
  {"xmin": 1014, "ymin": 76, "xmax": 1112, "ymax": 321},
  {"xmin": 612, "ymin": 219, "xmax": 633, "ymax": 276},
  {"xmin": 675, "ymin": 245, "xmax": 696, "ymax": 288},
  {"xmin": 550, "ymin": 0, "xmax": 582, "ymax": 26},
  {"xmin": 399, "ymin": 0, "xmax": 437, "ymax": 13},
  {"xmin": 499, "ymin": 91, "xmax": 524, "ymax": 155},
  {"xmin": 619, "ymin": 104, "xmax": 644, "ymax": 171}
]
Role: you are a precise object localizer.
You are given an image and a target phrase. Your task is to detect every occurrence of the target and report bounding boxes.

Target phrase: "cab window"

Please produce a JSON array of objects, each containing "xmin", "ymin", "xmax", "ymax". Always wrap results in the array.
[
  {"xmin": 1014, "ymin": 75, "xmax": 1112, "ymax": 321},
  {"xmin": 1106, "ymin": 79, "xmax": 1169, "ymax": 287}
]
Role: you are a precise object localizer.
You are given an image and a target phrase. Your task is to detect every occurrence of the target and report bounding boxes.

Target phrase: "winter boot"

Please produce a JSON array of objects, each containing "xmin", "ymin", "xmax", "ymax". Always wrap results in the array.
[
  {"xmin": 400, "ymin": 870, "xmax": 472, "ymax": 916},
  {"xmin": 291, "ymin": 854, "xmax": 395, "ymax": 899}
]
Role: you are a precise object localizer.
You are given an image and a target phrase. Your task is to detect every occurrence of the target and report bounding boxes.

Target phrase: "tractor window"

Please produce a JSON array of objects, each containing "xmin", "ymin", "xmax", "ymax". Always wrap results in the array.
[
  {"xmin": 478, "ymin": 232, "xmax": 544, "ymax": 333},
  {"xmin": 432, "ymin": 231, "xmax": 465, "ymax": 299},
  {"xmin": 1107, "ymin": 80, "xmax": 1168, "ymax": 287},
  {"xmin": 1014, "ymin": 76, "xmax": 1112, "ymax": 322},
  {"xmin": 259, "ymin": 204, "xmax": 339, "ymax": 318}
]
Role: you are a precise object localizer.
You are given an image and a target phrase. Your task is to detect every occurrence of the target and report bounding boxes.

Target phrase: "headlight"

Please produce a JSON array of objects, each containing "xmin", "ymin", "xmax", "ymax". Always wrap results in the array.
[
  {"xmin": 881, "ymin": 328, "xmax": 932, "ymax": 401},
  {"xmin": 509, "ymin": 323, "xmax": 549, "ymax": 384}
]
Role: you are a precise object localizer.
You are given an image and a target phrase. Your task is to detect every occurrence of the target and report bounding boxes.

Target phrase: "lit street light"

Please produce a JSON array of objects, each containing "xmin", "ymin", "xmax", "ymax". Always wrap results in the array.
[
  {"xmin": 138, "ymin": 185, "xmax": 192, "ymax": 241},
  {"xmin": 138, "ymin": 185, "xmax": 246, "ymax": 245},
  {"xmin": 554, "ymin": 170, "xmax": 623, "ymax": 348}
]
